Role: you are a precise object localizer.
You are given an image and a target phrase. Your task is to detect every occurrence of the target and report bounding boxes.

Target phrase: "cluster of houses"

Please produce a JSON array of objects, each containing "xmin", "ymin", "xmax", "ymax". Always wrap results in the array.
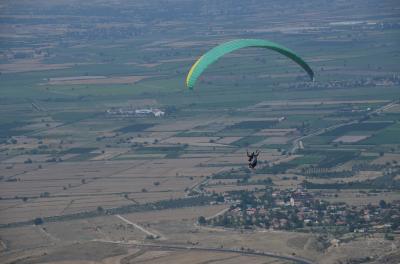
[
  {"xmin": 208, "ymin": 188, "xmax": 400, "ymax": 234},
  {"xmin": 106, "ymin": 107, "xmax": 165, "ymax": 117},
  {"xmin": 290, "ymin": 75, "xmax": 400, "ymax": 91}
]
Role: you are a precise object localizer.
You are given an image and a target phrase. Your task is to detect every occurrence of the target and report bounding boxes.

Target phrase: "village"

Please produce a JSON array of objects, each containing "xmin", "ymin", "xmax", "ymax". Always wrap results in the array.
[
  {"xmin": 204, "ymin": 186, "xmax": 400, "ymax": 238},
  {"xmin": 106, "ymin": 107, "xmax": 165, "ymax": 117}
]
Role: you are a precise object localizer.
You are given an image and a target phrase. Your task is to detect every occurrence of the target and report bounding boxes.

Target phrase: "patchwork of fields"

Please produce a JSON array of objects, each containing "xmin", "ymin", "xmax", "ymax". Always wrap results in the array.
[{"xmin": 1, "ymin": 0, "xmax": 400, "ymax": 263}]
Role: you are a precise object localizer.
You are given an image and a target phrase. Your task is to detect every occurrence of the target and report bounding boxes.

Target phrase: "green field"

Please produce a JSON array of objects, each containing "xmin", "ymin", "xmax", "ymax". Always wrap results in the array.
[
  {"xmin": 362, "ymin": 122, "xmax": 400, "ymax": 144},
  {"xmin": 231, "ymin": 136, "xmax": 265, "ymax": 147},
  {"xmin": 323, "ymin": 121, "xmax": 393, "ymax": 137}
]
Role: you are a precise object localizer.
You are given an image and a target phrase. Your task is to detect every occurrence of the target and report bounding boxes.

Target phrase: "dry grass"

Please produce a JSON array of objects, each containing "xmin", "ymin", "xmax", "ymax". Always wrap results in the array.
[
  {"xmin": 317, "ymin": 190, "xmax": 400, "ymax": 206},
  {"xmin": 372, "ymin": 153, "xmax": 400, "ymax": 165},
  {"xmin": 255, "ymin": 129, "xmax": 296, "ymax": 136},
  {"xmin": 123, "ymin": 204, "xmax": 227, "ymax": 224},
  {"xmin": 131, "ymin": 250, "xmax": 277, "ymax": 264},
  {"xmin": 161, "ymin": 137, "xmax": 223, "ymax": 147},
  {"xmin": 261, "ymin": 137, "xmax": 290, "ymax": 144},
  {"xmin": 308, "ymin": 171, "xmax": 382, "ymax": 185},
  {"xmin": 318, "ymin": 233, "xmax": 400, "ymax": 264},
  {"xmin": 47, "ymin": 76, "xmax": 147, "ymax": 85},
  {"xmin": 252, "ymin": 100, "xmax": 389, "ymax": 108},
  {"xmin": 333, "ymin": 135, "xmax": 369, "ymax": 143},
  {"xmin": 0, "ymin": 60, "xmax": 73, "ymax": 73}
]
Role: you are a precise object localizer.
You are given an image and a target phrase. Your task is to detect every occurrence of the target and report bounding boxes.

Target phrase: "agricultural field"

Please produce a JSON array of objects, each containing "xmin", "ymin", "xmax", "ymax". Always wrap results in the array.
[{"xmin": 1, "ymin": 0, "xmax": 400, "ymax": 263}]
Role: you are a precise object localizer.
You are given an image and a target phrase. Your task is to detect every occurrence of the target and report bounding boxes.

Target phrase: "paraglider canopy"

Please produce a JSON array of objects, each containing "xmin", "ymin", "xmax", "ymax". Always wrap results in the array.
[{"xmin": 186, "ymin": 39, "xmax": 314, "ymax": 89}]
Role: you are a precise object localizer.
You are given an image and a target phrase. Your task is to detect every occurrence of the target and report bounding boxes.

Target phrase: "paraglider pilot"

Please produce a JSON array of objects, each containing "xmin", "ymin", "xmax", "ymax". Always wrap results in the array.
[{"xmin": 247, "ymin": 150, "xmax": 260, "ymax": 169}]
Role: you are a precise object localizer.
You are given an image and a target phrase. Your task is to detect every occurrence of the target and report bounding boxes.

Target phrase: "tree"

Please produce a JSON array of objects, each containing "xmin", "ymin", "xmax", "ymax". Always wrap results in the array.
[
  {"xmin": 216, "ymin": 195, "xmax": 225, "ymax": 203},
  {"xmin": 198, "ymin": 216, "xmax": 207, "ymax": 225},
  {"xmin": 385, "ymin": 232, "xmax": 394, "ymax": 240},
  {"xmin": 34, "ymin": 217, "xmax": 44, "ymax": 225},
  {"xmin": 40, "ymin": 192, "xmax": 50, "ymax": 198}
]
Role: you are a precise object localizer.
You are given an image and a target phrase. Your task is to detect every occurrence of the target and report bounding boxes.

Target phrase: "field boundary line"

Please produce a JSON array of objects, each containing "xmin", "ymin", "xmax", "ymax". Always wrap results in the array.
[{"xmin": 115, "ymin": 214, "xmax": 165, "ymax": 240}]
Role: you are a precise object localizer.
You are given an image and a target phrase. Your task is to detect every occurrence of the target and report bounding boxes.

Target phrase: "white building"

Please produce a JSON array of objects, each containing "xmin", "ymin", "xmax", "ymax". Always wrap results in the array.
[
  {"xmin": 108, "ymin": 107, "xmax": 165, "ymax": 117},
  {"xmin": 152, "ymin": 109, "xmax": 165, "ymax": 117},
  {"xmin": 135, "ymin": 108, "xmax": 165, "ymax": 117}
]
